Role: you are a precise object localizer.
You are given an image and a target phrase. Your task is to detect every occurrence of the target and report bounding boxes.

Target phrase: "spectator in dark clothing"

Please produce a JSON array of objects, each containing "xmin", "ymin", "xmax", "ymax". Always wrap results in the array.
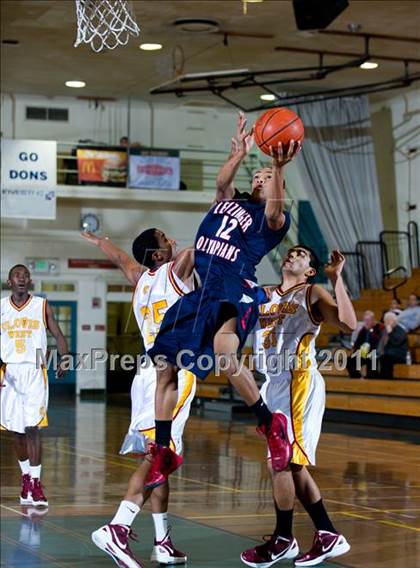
[
  {"xmin": 379, "ymin": 312, "xmax": 408, "ymax": 379},
  {"xmin": 347, "ymin": 311, "xmax": 384, "ymax": 378}
]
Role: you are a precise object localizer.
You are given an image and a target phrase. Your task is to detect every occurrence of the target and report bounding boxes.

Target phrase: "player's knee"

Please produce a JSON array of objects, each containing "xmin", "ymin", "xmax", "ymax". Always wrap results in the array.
[
  {"xmin": 216, "ymin": 353, "xmax": 240, "ymax": 378},
  {"xmin": 291, "ymin": 463, "xmax": 304, "ymax": 477},
  {"xmin": 24, "ymin": 426, "xmax": 39, "ymax": 438},
  {"xmin": 156, "ymin": 370, "xmax": 178, "ymax": 389}
]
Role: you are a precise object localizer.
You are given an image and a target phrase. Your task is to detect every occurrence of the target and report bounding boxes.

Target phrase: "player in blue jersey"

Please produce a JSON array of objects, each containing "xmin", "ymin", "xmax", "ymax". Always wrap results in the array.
[{"xmin": 146, "ymin": 113, "xmax": 301, "ymax": 486}]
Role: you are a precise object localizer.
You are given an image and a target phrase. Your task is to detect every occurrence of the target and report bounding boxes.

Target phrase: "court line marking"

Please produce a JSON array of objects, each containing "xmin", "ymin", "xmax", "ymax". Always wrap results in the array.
[
  {"xmin": 340, "ymin": 511, "xmax": 373, "ymax": 521},
  {"xmin": 40, "ymin": 441, "xmax": 242, "ymax": 493},
  {"xmin": 16, "ymin": 438, "xmax": 419, "ymax": 536},
  {"xmin": 37, "ymin": 440, "xmax": 420, "ymax": 496},
  {"xmin": 0, "ymin": 504, "xmax": 93, "ymax": 548},
  {"xmin": 379, "ymin": 519, "xmax": 420, "ymax": 532},
  {"xmin": 0, "ymin": 533, "xmax": 69, "ymax": 568},
  {"xmin": 324, "ymin": 498, "xmax": 420, "ymax": 530},
  {"xmin": 186, "ymin": 510, "xmax": 349, "ymax": 520}
]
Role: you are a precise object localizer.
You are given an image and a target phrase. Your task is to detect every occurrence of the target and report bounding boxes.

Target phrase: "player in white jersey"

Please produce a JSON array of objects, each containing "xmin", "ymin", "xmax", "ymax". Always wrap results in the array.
[
  {"xmin": 83, "ymin": 230, "xmax": 195, "ymax": 568},
  {"xmin": 1, "ymin": 264, "xmax": 69, "ymax": 507},
  {"xmin": 241, "ymin": 246, "xmax": 357, "ymax": 568}
]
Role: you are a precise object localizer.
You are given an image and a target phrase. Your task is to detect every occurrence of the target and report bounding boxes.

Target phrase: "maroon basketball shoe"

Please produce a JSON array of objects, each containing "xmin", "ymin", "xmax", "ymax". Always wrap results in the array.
[
  {"xmin": 92, "ymin": 523, "xmax": 143, "ymax": 568},
  {"xmin": 294, "ymin": 530, "xmax": 350, "ymax": 566},
  {"xmin": 241, "ymin": 534, "xmax": 299, "ymax": 567},
  {"xmin": 31, "ymin": 479, "xmax": 48, "ymax": 507},
  {"xmin": 151, "ymin": 530, "xmax": 187, "ymax": 565},
  {"xmin": 144, "ymin": 444, "xmax": 183, "ymax": 490},
  {"xmin": 257, "ymin": 412, "xmax": 292, "ymax": 472},
  {"xmin": 20, "ymin": 473, "xmax": 32, "ymax": 505}
]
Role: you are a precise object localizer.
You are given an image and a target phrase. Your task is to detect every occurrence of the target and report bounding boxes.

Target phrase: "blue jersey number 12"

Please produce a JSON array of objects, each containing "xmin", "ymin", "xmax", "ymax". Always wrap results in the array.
[{"xmin": 215, "ymin": 215, "xmax": 238, "ymax": 241}]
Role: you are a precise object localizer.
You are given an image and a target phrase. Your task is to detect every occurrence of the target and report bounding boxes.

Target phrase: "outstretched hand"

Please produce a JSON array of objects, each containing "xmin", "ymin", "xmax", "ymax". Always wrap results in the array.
[
  {"xmin": 324, "ymin": 250, "xmax": 346, "ymax": 282},
  {"xmin": 81, "ymin": 231, "xmax": 103, "ymax": 246},
  {"xmin": 270, "ymin": 140, "xmax": 301, "ymax": 167},
  {"xmin": 231, "ymin": 111, "xmax": 254, "ymax": 157}
]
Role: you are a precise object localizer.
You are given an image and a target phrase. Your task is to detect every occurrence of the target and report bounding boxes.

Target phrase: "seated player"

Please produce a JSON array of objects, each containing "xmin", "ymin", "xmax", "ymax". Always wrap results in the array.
[
  {"xmin": 241, "ymin": 247, "xmax": 356, "ymax": 567},
  {"xmin": 1, "ymin": 264, "xmax": 69, "ymax": 507},
  {"xmin": 145, "ymin": 112, "xmax": 301, "ymax": 486},
  {"xmin": 83, "ymin": 230, "xmax": 195, "ymax": 567}
]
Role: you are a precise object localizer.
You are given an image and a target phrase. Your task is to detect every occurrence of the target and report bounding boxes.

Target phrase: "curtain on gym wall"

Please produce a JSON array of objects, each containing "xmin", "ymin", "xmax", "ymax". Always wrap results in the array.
[{"xmin": 294, "ymin": 95, "xmax": 384, "ymax": 293}]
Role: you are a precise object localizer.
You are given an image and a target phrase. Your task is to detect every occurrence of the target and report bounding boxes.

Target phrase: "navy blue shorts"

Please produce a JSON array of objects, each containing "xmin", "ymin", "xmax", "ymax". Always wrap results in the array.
[{"xmin": 147, "ymin": 279, "xmax": 267, "ymax": 379}]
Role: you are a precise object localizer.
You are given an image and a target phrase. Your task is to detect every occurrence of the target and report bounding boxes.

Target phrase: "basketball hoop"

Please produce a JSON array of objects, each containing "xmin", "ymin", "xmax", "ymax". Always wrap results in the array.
[{"xmin": 74, "ymin": 0, "xmax": 140, "ymax": 53}]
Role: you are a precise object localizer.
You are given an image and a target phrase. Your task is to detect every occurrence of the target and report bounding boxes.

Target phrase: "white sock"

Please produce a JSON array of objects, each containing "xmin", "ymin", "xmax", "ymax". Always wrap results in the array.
[
  {"xmin": 18, "ymin": 460, "xmax": 31, "ymax": 475},
  {"xmin": 111, "ymin": 500, "xmax": 140, "ymax": 527},
  {"xmin": 152, "ymin": 512, "xmax": 168, "ymax": 542},
  {"xmin": 30, "ymin": 465, "xmax": 42, "ymax": 479}
]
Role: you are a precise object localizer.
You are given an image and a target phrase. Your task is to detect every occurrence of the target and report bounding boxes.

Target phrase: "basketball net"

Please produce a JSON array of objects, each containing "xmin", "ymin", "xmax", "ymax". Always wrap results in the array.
[{"xmin": 74, "ymin": 0, "xmax": 140, "ymax": 53}]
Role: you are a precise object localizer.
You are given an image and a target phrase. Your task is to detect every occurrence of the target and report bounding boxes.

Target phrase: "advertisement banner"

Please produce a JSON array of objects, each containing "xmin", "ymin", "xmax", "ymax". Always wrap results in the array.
[
  {"xmin": 77, "ymin": 147, "xmax": 128, "ymax": 186},
  {"xmin": 1, "ymin": 139, "xmax": 57, "ymax": 219},
  {"xmin": 1, "ymin": 188, "xmax": 56, "ymax": 219},
  {"xmin": 129, "ymin": 150, "xmax": 180, "ymax": 190}
]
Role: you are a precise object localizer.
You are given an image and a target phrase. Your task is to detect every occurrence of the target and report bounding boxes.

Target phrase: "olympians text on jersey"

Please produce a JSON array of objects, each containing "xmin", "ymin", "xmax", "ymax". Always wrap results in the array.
[
  {"xmin": 194, "ymin": 191, "xmax": 290, "ymax": 283},
  {"xmin": 132, "ymin": 261, "xmax": 192, "ymax": 351},
  {"xmin": 1, "ymin": 295, "xmax": 47, "ymax": 364}
]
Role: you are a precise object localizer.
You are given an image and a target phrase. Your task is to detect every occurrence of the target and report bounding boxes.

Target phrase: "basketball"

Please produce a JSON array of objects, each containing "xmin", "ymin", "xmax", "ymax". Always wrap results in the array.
[{"xmin": 254, "ymin": 107, "xmax": 304, "ymax": 156}]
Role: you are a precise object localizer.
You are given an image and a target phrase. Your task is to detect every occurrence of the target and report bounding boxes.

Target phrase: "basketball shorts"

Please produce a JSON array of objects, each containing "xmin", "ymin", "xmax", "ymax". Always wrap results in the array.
[
  {"xmin": 0, "ymin": 363, "xmax": 49, "ymax": 434},
  {"xmin": 260, "ymin": 369, "xmax": 325, "ymax": 466},
  {"xmin": 119, "ymin": 365, "xmax": 196, "ymax": 456},
  {"xmin": 148, "ymin": 280, "xmax": 267, "ymax": 380}
]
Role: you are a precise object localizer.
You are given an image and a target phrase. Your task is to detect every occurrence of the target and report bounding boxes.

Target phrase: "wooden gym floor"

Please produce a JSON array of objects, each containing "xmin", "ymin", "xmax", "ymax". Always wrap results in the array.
[{"xmin": 1, "ymin": 397, "xmax": 419, "ymax": 567}]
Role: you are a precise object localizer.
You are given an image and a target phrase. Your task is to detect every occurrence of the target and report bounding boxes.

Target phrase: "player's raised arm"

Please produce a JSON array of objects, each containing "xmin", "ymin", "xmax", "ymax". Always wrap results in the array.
[
  {"xmin": 81, "ymin": 232, "xmax": 146, "ymax": 286},
  {"xmin": 264, "ymin": 141, "xmax": 301, "ymax": 231},
  {"xmin": 310, "ymin": 250, "xmax": 357, "ymax": 333},
  {"xmin": 216, "ymin": 112, "xmax": 254, "ymax": 202}
]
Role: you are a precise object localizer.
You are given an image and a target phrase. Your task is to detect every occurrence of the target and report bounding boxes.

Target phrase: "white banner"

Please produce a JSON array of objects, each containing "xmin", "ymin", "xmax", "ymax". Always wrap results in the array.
[
  {"xmin": 1, "ymin": 139, "xmax": 57, "ymax": 219},
  {"xmin": 129, "ymin": 154, "xmax": 180, "ymax": 190},
  {"xmin": 1, "ymin": 188, "xmax": 56, "ymax": 219}
]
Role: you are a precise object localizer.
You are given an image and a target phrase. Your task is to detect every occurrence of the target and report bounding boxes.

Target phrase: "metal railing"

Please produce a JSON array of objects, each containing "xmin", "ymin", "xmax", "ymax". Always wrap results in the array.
[
  {"xmin": 408, "ymin": 220, "xmax": 420, "ymax": 268},
  {"xmin": 379, "ymin": 230, "xmax": 415, "ymax": 275},
  {"xmin": 340, "ymin": 251, "xmax": 367, "ymax": 298},
  {"xmin": 347, "ymin": 221, "xmax": 420, "ymax": 298},
  {"xmin": 383, "ymin": 266, "xmax": 409, "ymax": 299}
]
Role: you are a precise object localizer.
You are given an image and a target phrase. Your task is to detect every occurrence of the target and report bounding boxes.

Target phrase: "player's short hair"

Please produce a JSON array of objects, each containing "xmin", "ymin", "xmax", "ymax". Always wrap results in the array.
[
  {"xmin": 132, "ymin": 228, "xmax": 160, "ymax": 268},
  {"xmin": 289, "ymin": 245, "xmax": 321, "ymax": 273},
  {"xmin": 8, "ymin": 264, "xmax": 29, "ymax": 280}
]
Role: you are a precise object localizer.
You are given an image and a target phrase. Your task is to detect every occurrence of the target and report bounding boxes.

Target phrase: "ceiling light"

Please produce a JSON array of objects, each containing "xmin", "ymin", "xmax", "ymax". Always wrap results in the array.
[
  {"xmin": 260, "ymin": 94, "xmax": 276, "ymax": 101},
  {"xmin": 173, "ymin": 18, "xmax": 219, "ymax": 33},
  {"xmin": 347, "ymin": 22, "xmax": 362, "ymax": 33},
  {"xmin": 140, "ymin": 43, "xmax": 162, "ymax": 51},
  {"xmin": 360, "ymin": 61, "xmax": 379, "ymax": 70},
  {"xmin": 65, "ymin": 80, "xmax": 86, "ymax": 88}
]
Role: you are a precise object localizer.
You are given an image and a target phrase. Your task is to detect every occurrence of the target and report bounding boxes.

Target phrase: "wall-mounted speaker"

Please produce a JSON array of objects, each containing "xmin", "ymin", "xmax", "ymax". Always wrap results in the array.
[{"xmin": 293, "ymin": 0, "xmax": 349, "ymax": 30}]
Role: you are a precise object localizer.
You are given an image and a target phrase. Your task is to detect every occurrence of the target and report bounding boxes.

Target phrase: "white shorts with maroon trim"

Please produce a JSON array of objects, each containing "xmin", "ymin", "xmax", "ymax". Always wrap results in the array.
[
  {"xmin": 0, "ymin": 363, "xmax": 49, "ymax": 433},
  {"xmin": 260, "ymin": 369, "xmax": 325, "ymax": 466},
  {"xmin": 120, "ymin": 365, "xmax": 196, "ymax": 456}
]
